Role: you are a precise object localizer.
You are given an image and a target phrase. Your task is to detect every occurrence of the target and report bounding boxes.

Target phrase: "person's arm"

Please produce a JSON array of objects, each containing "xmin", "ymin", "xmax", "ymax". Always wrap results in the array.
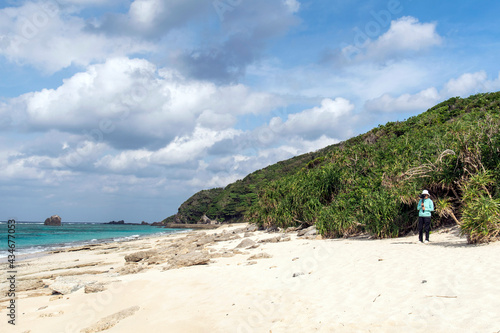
[
  {"xmin": 417, "ymin": 199, "xmax": 422, "ymax": 211},
  {"xmin": 429, "ymin": 200, "xmax": 435, "ymax": 212}
]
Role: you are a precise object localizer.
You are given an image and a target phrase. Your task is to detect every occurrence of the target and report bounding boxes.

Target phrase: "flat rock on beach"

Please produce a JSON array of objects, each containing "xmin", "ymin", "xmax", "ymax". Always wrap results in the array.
[{"xmin": 1, "ymin": 224, "xmax": 499, "ymax": 332}]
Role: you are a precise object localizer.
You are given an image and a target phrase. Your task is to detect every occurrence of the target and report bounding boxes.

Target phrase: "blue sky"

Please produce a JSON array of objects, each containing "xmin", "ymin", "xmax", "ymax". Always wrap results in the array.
[{"xmin": 1, "ymin": 0, "xmax": 500, "ymax": 222}]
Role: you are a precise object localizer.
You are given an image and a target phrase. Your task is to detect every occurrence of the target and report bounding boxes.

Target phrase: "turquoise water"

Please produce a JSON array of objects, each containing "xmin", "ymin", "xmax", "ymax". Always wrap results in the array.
[{"xmin": 1, "ymin": 221, "xmax": 185, "ymax": 257}]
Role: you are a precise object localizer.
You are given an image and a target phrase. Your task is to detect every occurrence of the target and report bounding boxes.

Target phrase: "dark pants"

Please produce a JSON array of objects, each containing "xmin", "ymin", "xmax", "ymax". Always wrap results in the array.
[{"xmin": 418, "ymin": 216, "xmax": 431, "ymax": 242}]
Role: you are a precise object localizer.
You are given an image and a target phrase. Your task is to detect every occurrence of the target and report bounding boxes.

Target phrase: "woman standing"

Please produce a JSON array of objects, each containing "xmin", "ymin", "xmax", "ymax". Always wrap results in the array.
[{"xmin": 417, "ymin": 190, "xmax": 434, "ymax": 243}]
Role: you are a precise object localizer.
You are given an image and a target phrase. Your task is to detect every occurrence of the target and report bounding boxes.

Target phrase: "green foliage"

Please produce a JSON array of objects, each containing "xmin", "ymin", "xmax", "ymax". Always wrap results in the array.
[
  {"xmin": 248, "ymin": 92, "xmax": 500, "ymax": 241},
  {"xmin": 165, "ymin": 92, "xmax": 500, "ymax": 243},
  {"xmin": 163, "ymin": 147, "xmax": 328, "ymax": 224},
  {"xmin": 306, "ymin": 156, "xmax": 325, "ymax": 169},
  {"xmin": 460, "ymin": 195, "xmax": 500, "ymax": 244},
  {"xmin": 435, "ymin": 197, "xmax": 455, "ymax": 221},
  {"xmin": 162, "ymin": 188, "xmax": 224, "ymax": 224},
  {"xmin": 459, "ymin": 172, "xmax": 500, "ymax": 243}
]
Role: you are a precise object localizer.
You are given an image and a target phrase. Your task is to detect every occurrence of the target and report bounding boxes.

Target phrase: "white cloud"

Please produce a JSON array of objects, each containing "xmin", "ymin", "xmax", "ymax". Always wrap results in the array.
[
  {"xmin": 365, "ymin": 71, "xmax": 500, "ymax": 113},
  {"xmin": 0, "ymin": 0, "xmax": 301, "ymax": 84},
  {"xmin": 284, "ymin": 0, "xmax": 300, "ymax": 13},
  {"xmin": 442, "ymin": 71, "xmax": 492, "ymax": 97},
  {"xmin": 342, "ymin": 16, "xmax": 442, "ymax": 62},
  {"xmin": 365, "ymin": 87, "xmax": 440, "ymax": 112},
  {"xmin": 97, "ymin": 0, "xmax": 213, "ymax": 37},
  {"xmin": 57, "ymin": 0, "xmax": 115, "ymax": 4},
  {"xmin": 95, "ymin": 126, "xmax": 242, "ymax": 173},
  {"xmin": 270, "ymin": 97, "xmax": 356, "ymax": 139},
  {"xmin": 3, "ymin": 139, "xmax": 109, "ymax": 179},
  {"xmin": 0, "ymin": 149, "xmax": 75, "ymax": 185},
  {"xmin": 152, "ymin": 126, "xmax": 241, "ymax": 166},
  {"xmin": 129, "ymin": 0, "xmax": 161, "ymax": 26},
  {"xmin": 371, "ymin": 17, "xmax": 442, "ymax": 53},
  {"xmin": 0, "ymin": 2, "xmax": 155, "ymax": 73},
  {"xmin": 2, "ymin": 58, "xmax": 283, "ymax": 149},
  {"xmin": 197, "ymin": 110, "xmax": 237, "ymax": 130},
  {"xmin": 190, "ymin": 134, "xmax": 339, "ymax": 189}
]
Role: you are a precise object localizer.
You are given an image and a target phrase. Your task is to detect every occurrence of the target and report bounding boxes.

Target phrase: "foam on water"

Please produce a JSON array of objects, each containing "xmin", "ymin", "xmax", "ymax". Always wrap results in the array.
[{"xmin": 0, "ymin": 221, "xmax": 183, "ymax": 258}]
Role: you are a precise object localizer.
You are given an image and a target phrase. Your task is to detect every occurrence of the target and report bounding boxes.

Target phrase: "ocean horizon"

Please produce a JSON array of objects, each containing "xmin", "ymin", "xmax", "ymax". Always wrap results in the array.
[{"xmin": 1, "ymin": 221, "xmax": 186, "ymax": 258}]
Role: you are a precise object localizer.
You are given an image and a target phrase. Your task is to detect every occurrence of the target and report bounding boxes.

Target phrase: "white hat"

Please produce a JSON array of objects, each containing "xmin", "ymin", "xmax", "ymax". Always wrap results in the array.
[{"xmin": 422, "ymin": 190, "xmax": 429, "ymax": 195}]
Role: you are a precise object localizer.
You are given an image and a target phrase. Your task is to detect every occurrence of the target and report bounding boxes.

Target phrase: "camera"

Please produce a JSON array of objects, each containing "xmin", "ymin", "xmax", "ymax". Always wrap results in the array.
[{"xmin": 419, "ymin": 194, "xmax": 427, "ymax": 199}]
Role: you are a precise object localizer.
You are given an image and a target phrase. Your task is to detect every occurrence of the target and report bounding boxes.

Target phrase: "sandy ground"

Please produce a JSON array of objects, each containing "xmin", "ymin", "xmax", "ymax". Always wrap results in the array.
[{"xmin": 1, "ymin": 224, "xmax": 500, "ymax": 333}]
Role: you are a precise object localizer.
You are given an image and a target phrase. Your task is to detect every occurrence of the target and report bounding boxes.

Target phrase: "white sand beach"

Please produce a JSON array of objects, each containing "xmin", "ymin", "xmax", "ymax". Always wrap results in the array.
[{"xmin": 1, "ymin": 224, "xmax": 500, "ymax": 333}]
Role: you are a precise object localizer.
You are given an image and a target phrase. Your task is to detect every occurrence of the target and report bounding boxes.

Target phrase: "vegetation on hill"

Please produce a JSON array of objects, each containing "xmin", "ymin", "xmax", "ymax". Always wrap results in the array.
[
  {"xmin": 165, "ymin": 93, "xmax": 500, "ymax": 243},
  {"xmin": 163, "ymin": 150, "xmax": 326, "ymax": 223}
]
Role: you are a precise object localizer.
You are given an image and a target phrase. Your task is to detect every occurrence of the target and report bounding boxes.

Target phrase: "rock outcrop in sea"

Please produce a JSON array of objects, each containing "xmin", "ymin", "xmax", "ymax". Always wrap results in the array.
[
  {"xmin": 106, "ymin": 220, "xmax": 125, "ymax": 225},
  {"xmin": 44, "ymin": 215, "xmax": 62, "ymax": 226}
]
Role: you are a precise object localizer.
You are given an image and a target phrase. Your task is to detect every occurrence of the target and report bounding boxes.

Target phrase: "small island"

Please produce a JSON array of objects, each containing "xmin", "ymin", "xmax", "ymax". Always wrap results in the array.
[
  {"xmin": 44, "ymin": 215, "xmax": 62, "ymax": 226},
  {"xmin": 105, "ymin": 220, "xmax": 125, "ymax": 225},
  {"xmin": 105, "ymin": 220, "xmax": 150, "ymax": 225}
]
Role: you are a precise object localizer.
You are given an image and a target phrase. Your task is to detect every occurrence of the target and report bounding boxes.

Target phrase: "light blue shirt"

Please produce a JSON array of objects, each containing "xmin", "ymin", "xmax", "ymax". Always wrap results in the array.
[{"xmin": 418, "ymin": 198, "xmax": 434, "ymax": 217}]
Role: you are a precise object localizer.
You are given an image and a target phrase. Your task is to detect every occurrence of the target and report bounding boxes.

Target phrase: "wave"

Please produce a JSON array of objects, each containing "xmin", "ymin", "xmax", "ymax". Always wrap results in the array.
[
  {"xmin": 113, "ymin": 234, "xmax": 140, "ymax": 242},
  {"xmin": 0, "ymin": 229, "xmax": 185, "ymax": 259}
]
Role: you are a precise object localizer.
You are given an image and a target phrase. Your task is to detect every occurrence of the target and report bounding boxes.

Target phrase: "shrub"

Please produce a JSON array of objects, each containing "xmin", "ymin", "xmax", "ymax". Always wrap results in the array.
[{"xmin": 460, "ymin": 195, "xmax": 500, "ymax": 243}]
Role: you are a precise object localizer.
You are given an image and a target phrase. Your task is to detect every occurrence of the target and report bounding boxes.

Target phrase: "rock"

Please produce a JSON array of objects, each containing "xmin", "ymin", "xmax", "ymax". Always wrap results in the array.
[
  {"xmin": 214, "ymin": 233, "xmax": 241, "ymax": 242},
  {"xmin": 124, "ymin": 250, "xmax": 158, "ymax": 262},
  {"xmin": 220, "ymin": 251, "xmax": 236, "ymax": 258},
  {"xmin": 81, "ymin": 306, "xmax": 140, "ymax": 333},
  {"xmin": 106, "ymin": 220, "xmax": 125, "ymax": 225},
  {"xmin": 243, "ymin": 232, "xmax": 254, "ymax": 238},
  {"xmin": 141, "ymin": 221, "xmax": 149, "ymax": 225},
  {"xmin": 167, "ymin": 251, "xmax": 211, "ymax": 269},
  {"xmin": 231, "ymin": 227, "xmax": 247, "ymax": 234},
  {"xmin": 48, "ymin": 276, "xmax": 85, "ymax": 295},
  {"xmin": 17, "ymin": 279, "xmax": 45, "ymax": 292},
  {"xmin": 199, "ymin": 214, "xmax": 218, "ymax": 225},
  {"xmin": 209, "ymin": 251, "xmax": 236, "ymax": 259},
  {"xmin": 305, "ymin": 228, "xmax": 317, "ymax": 237},
  {"xmin": 44, "ymin": 215, "xmax": 62, "ymax": 226},
  {"xmin": 246, "ymin": 224, "xmax": 258, "ymax": 232},
  {"xmin": 235, "ymin": 238, "xmax": 256, "ymax": 249},
  {"xmin": 195, "ymin": 235, "xmax": 216, "ymax": 247},
  {"xmin": 297, "ymin": 225, "xmax": 316, "ymax": 237},
  {"xmin": 285, "ymin": 227, "xmax": 299, "ymax": 233},
  {"xmin": 117, "ymin": 263, "xmax": 146, "ymax": 275},
  {"xmin": 259, "ymin": 234, "xmax": 291, "ymax": 243},
  {"xmin": 144, "ymin": 252, "xmax": 174, "ymax": 265},
  {"xmin": 85, "ymin": 283, "xmax": 106, "ymax": 294},
  {"xmin": 259, "ymin": 236, "xmax": 281, "ymax": 243},
  {"xmin": 266, "ymin": 225, "xmax": 279, "ymax": 233},
  {"xmin": 305, "ymin": 234, "xmax": 320, "ymax": 240},
  {"xmin": 28, "ymin": 290, "xmax": 53, "ymax": 298},
  {"xmin": 177, "ymin": 246, "xmax": 195, "ymax": 255},
  {"xmin": 248, "ymin": 253, "xmax": 272, "ymax": 260},
  {"xmin": 150, "ymin": 222, "xmax": 165, "ymax": 226}
]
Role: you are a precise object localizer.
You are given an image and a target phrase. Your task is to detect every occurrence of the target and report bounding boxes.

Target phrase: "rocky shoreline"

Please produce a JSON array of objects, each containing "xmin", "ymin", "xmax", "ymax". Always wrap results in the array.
[
  {"xmin": 1, "ymin": 223, "xmax": 499, "ymax": 332},
  {"xmin": 0, "ymin": 223, "xmax": 316, "ymax": 304}
]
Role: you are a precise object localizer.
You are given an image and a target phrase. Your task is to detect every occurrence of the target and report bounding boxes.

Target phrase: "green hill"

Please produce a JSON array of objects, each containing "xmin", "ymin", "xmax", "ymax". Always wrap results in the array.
[
  {"xmin": 164, "ymin": 93, "xmax": 500, "ymax": 243},
  {"xmin": 163, "ymin": 148, "xmax": 328, "ymax": 224}
]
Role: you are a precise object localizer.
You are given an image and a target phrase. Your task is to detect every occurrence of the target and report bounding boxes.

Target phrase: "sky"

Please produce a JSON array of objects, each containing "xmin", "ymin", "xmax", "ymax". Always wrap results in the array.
[{"xmin": 1, "ymin": 0, "xmax": 500, "ymax": 223}]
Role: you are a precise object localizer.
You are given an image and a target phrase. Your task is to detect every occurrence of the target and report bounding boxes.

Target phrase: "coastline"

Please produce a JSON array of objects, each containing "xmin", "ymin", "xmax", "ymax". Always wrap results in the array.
[
  {"xmin": 1, "ymin": 224, "xmax": 500, "ymax": 332},
  {"xmin": 0, "ymin": 223, "xmax": 189, "ymax": 260}
]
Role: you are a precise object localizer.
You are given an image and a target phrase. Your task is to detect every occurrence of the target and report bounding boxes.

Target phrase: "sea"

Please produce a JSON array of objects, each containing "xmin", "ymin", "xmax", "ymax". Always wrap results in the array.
[{"xmin": 0, "ymin": 221, "xmax": 186, "ymax": 259}]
